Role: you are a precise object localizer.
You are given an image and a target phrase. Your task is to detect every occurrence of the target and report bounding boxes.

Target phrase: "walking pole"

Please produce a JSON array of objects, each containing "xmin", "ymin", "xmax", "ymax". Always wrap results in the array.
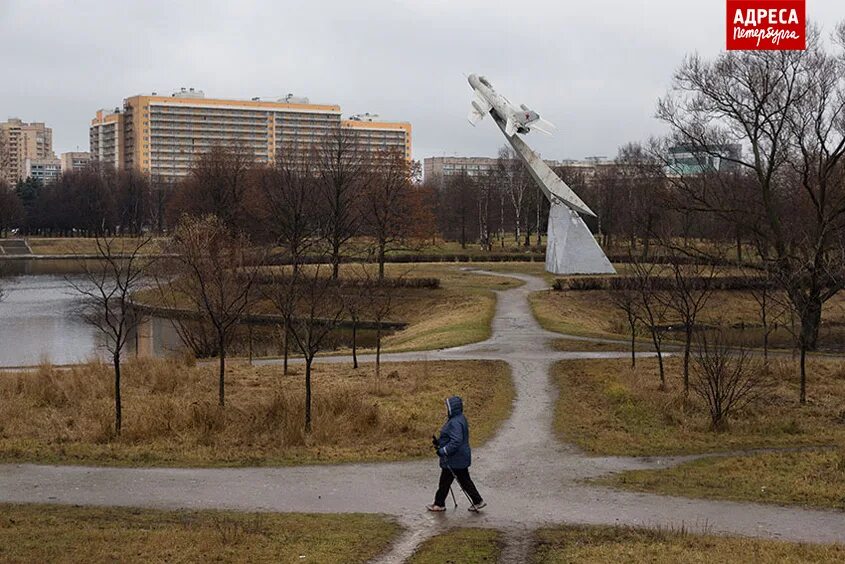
[
  {"xmin": 445, "ymin": 462, "xmax": 476, "ymax": 510},
  {"xmin": 449, "ymin": 485, "xmax": 458, "ymax": 508}
]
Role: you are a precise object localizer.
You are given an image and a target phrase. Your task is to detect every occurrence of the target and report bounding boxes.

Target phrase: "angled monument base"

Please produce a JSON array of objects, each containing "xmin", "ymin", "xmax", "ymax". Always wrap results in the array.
[
  {"xmin": 545, "ymin": 204, "xmax": 616, "ymax": 275},
  {"xmin": 489, "ymin": 111, "xmax": 615, "ymax": 275}
]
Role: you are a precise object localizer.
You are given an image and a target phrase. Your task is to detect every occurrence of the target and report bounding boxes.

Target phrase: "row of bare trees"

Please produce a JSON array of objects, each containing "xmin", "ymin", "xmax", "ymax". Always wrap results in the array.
[
  {"xmin": 73, "ymin": 142, "xmax": 415, "ymax": 435},
  {"xmin": 431, "ymin": 147, "xmax": 550, "ymax": 250},
  {"xmin": 169, "ymin": 137, "xmax": 433, "ymax": 279}
]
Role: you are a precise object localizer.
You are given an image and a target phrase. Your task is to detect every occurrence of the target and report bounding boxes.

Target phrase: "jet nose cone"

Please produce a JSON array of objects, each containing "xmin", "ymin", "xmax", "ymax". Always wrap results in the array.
[{"xmin": 468, "ymin": 73, "xmax": 479, "ymax": 87}]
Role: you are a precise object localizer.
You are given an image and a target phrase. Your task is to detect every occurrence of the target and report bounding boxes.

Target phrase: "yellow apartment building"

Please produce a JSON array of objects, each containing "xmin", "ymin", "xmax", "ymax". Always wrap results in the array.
[
  {"xmin": 90, "ymin": 89, "xmax": 411, "ymax": 181},
  {"xmin": 0, "ymin": 118, "xmax": 55, "ymax": 183}
]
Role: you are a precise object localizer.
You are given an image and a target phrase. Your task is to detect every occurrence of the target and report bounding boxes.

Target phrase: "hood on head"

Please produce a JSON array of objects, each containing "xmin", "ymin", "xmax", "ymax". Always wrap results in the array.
[{"xmin": 445, "ymin": 396, "xmax": 463, "ymax": 417}]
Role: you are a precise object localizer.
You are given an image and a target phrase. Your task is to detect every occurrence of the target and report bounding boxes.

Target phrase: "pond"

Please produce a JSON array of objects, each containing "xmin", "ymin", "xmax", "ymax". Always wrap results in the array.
[{"xmin": 0, "ymin": 262, "xmax": 390, "ymax": 368}]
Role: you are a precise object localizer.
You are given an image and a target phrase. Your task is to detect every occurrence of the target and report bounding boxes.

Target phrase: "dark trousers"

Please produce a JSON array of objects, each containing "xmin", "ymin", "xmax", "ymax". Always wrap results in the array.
[{"xmin": 434, "ymin": 467, "xmax": 483, "ymax": 506}]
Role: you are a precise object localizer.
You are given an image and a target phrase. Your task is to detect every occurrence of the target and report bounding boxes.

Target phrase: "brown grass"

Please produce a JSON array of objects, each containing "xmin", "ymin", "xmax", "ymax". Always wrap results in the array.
[
  {"xmin": 598, "ymin": 448, "xmax": 845, "ymax": 510},
  {"xmin": 532, "ymin": 288, "xmax": 845, "ymax": 350},
  {"xmin": 551, "ymin": 338, "xmax": 651, "ymax": 352},
  {"xmin": 532, "ymin": 524, "xmax": 845, "ymax": 563},
  {"xmin": 553, "ymin": 356, "xmax": 845, "ymax": 456},
  {"xmin": 27, "ymin": 237, "xmax": 166, "ymax": 256},
  {"xmin": 137, "ymin": 263, "xmax": 522, "ymax": 355},
  {"xmin": 0, "ymin": 503, "xmax": 399, "ymax": 563},
  {"xmin": 0, "ymin": 357, "xmax": 513, "ymax": 466},
  {"xmin": 409, "ymin": 528, "xmax": 503, "ymax": 563}
]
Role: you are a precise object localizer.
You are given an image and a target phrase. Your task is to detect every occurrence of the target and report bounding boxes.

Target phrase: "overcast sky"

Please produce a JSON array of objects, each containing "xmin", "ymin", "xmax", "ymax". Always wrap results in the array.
[{"xmin": 1, "ymin": 0, "xmax": 842, "ymax": 161}]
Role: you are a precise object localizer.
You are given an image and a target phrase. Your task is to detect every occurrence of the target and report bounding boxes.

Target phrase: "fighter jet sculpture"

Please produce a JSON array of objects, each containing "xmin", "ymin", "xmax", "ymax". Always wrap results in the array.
[
  {"xmin": 467, "ymin": 74, "xmax": 615, "ymax": 275},
  {"xmin": 467, "ymin": 74, "xmax": 556, "ymax": 137}
]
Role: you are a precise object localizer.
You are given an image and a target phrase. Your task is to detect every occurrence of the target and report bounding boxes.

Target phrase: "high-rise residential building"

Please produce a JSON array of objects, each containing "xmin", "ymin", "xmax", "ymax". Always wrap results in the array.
[
  {"xmin": 60, "ymin": 151, "xmax": 92, "ymax": 173},
  {"xmin": 90, "ymin": 89, "xmax": 412, "ymax": 181},
  {"xmin": 90, "ymin": 109, "xmax": 123, "ymax": 170},
  {"xmin": 0, "ymin": 118, "xmax": 55, "ymax": 183},
  {"xmin": 24, "ymin": 157, "xmax": 62, "ymax": 184}
]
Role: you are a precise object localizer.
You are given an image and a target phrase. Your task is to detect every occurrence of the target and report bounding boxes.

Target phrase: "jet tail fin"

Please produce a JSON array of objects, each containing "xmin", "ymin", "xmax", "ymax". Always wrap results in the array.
[{"xmin": 537, "ymin": 117, "xmax": 556, "ymax": 131}]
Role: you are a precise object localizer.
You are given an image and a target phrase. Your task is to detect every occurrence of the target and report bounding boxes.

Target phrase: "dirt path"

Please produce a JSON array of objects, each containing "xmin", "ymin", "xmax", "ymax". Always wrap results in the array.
[{"xmin": 1, "ymin": 271, "xmax": 843, "ymax": 562}]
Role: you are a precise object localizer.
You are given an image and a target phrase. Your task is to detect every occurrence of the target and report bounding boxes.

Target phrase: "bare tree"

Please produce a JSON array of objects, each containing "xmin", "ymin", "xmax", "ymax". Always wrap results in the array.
[
  {"xmin": 477, "ymin": 172, "xmax": 494, "ymax": 251},
  {"xmin": 258, "ymin": 152, "xmax": 319, "ymax": 270},
  {"xmin": 116, "ymin": 168, "xmax": 153, "ymax": 235},
  {"xmin": 262, "ymin": 268, "xmax": 299, "ymax": 375},
  {"xmin": 68, "ymin": 235, "xmax": 153, "ymax": 435},
  {"xmin": 664, "ymin": 257, "xmax": 720, "ymax": 395},
  {"xmin": 160, "ymin": 214, "xmax": 262, "ymax": 407},
  {"xmin": 629, "ymin": 260, "xmax": 671, "ymax": 389},
  {"xmin": 615, "ymin": 143, "xmax": 665, "ymax": 257},
  {"xmin": 286, "ymin": 265, "xmax": 345, "ymax": 433},
  {"xmin": 361, "ymin": 149, "xmax": 421, "ymax": 279},
  {"xmin": 314, "ymin": 128, "xmax": 365, "ymax": 279},
  {"xmin": 341, "ymin": 276, "xmax": 366, "ymax": 369},
  {"xmin": 691, "ymin": 331, "xmax": 770, "ymax": 431},
  {"xmin": 445, "ymin": 172, "xmax": 478, "ymax": 249},
  {"xmin": 610, "ymin": 287, "xmax": 640, "ymax": 368},
  {"xmin": 656, "ymin": 29, "xmax": 845, "ymax": 403},
  {"xmin": 745, "ymin": 266, "xmax": 788, "ymax": 363},
  {"xmin": 167, "ymin": 145, "xmax": 256, "ymax": 233},
  {"xmin": 496, "ymin": 146, "xmax": 531, "ymax": 245},
  {"xmin": 364, "ymin": 271, "xmax": 398, "ymax": 378}
]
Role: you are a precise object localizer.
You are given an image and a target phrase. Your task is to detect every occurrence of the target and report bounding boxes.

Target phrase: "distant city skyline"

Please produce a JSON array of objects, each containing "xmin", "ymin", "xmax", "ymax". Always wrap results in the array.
[{"xmin": 1, "ymin": 0, "xmax": 843, "ymax": 161}]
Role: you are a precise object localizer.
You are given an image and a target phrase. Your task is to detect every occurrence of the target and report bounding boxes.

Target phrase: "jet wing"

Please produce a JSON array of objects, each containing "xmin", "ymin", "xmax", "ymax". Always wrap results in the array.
[{"xmin": 468, "ymin": 95, "xmax": 492, "ymax": 126}]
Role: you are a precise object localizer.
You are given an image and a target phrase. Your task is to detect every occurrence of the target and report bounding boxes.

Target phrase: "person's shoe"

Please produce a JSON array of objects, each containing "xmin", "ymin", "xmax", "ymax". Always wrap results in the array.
[
  {"xmin": 468, "ymin": 500, "xmax": 487, "ymax": 512},
  {"xmin": 426, "ymin": 504, "xmax": 446, "ymax": 512}
]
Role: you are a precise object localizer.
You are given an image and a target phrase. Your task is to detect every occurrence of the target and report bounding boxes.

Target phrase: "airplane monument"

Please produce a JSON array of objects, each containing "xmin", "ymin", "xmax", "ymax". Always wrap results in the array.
[{"xmin": 467, "ymin": 74, "xmax": 616, "ymax": 275}]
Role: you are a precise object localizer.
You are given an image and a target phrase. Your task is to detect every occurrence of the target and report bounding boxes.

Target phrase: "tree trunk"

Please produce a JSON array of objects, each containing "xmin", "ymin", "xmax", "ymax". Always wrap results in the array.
[
  {"xmin": 352, "ymin": 319, "xmax": 358, "ymax": 369},
  {"xmin": 218, "ymin": 336, "xmax": 226, "ymax": 407},
  {"xmin": 650, "ymin": 329, "xmax": 665, "ymax": 390},
  {"xmin": 375, "ymin": 321, "xmax": 382, "ymax": 379},
  {"xmin": 656, "ymin": 348, "xmax": 665, "ymax": 390},
  {"xmin": 378, "ymin": 244, "xmax": 386, "ymax": 281},
  {"xmin": 113, "ymin": 353, "xmax": 122, "ymax": 436},
  {"xmin": 283, "ymin": 320, "xmax": 289, "ymax": 375},
  {"xmin": 629, "ymin": 318, "xmax": 636, "ymax": 368},
  {"xmin": 305, "ymin": 357, "xmax": 312, "ymax": 433},
  {"xmin": 798, "ymin": 297, "xmax": 822, "ymax": 404},
  {"xmin": 331, "ymin": 244, "xmax": 341, "ymax": 280},
  {"xmin": 683, "ymin": 324, "xmax": 692, "ymax": 395}
]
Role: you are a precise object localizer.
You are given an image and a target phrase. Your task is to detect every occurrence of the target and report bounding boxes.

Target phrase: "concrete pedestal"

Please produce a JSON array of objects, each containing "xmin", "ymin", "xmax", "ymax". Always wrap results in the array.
[{"xmin": 545, "ymin": 204, "xmax": 615, "ymax": 274}]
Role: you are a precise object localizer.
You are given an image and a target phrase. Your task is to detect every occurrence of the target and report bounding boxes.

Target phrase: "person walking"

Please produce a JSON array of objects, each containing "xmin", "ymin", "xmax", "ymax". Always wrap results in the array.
[{"xmin": 426, "ymin": 396, "xmax": 486, "ymax": 512}]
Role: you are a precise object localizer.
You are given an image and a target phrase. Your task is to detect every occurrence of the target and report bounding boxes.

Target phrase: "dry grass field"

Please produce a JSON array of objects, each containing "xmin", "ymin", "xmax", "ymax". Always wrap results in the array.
[
  {"xmin": 0, "ymin": 357, "xmax": 513, "ymax": 466},
  {"xmin": 553, "ymin": 356, "xmax": 845, "ymax": 456},
  {"xmin": 531, "ymin": 524, "xmax": 845, "ymax": 563},
  {"xmin": 27, "ymin": 237, "xmax": 167, "ymax": 256},
  {"xmin": 531, "ymin": 288, "xmax": 845, "ymax": 351},
  {"xmin": 555, "ymin": 356, "xmax": 845, "ymax": 509},
  {"xmin": 599, "ymin": 448, "xmax": 845, "ymax": 510},
  {"xmin": 0, "ymin": 504, "xmax": 399, "ymax": 563}
]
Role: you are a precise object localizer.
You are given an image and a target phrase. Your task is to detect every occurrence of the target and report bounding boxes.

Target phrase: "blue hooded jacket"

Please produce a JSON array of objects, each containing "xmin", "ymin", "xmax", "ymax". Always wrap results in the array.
[{"xmin": 436, "ymin": 396, "xmax": 471, "ymax": 469}]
